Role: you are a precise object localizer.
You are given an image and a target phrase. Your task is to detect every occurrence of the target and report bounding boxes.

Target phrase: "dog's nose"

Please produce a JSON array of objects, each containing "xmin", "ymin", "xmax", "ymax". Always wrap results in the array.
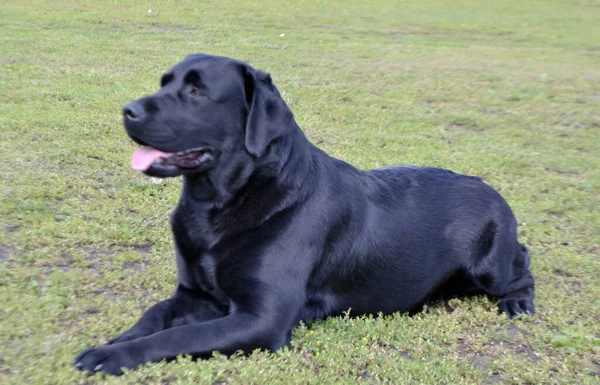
[{"xmin": 123, "ymin": 102, "xmax": 145, "ymax": 121}]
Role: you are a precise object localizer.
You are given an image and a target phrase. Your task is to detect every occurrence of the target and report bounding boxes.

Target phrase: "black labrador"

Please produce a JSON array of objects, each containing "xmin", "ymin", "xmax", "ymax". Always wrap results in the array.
[{"xmin": 74, "ymin": 54, "xmax": 535, "ymax": 375}]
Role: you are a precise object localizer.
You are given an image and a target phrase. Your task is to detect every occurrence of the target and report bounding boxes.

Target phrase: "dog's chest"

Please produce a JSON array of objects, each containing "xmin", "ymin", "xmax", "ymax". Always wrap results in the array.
[
  {"xmin": 170, "ymin": 204, "xmax": 243, "ymax": 294},
  {"xmin": 171, "ymin": 203, "xmax": 220, "ymax": 247}
]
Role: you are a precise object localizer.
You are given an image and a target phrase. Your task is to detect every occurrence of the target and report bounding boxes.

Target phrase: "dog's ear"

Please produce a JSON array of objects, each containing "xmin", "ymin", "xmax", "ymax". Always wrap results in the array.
[{"xmin": 242, "ymin": 66, "xmax": 293, "ymax": 157}]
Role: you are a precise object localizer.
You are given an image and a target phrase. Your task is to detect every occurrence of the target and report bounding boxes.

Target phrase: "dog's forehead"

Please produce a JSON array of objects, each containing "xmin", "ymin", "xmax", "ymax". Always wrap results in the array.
[{"xmin": 166, "ymin": 55, "xmax": 241, "ymax": 85}]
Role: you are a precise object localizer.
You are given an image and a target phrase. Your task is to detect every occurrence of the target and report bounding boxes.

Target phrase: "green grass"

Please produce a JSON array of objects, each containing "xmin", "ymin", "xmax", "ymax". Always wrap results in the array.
[{"xmin": 1, "ymin": 0, "xmax": 599, "ymax": 383}]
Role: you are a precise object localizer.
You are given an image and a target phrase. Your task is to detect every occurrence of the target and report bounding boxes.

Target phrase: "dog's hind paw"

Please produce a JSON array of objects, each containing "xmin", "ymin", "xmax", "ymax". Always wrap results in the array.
[{"xmin": 498, "ymin": 297, "xmax": 535, "ymax": 319}]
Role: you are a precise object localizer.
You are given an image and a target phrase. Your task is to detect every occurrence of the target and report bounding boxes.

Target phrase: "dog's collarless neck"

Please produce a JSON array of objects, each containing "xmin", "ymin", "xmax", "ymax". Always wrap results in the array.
[{"xmin": 181, "ymin": 174, "xmax": 218, "ymax": 204}]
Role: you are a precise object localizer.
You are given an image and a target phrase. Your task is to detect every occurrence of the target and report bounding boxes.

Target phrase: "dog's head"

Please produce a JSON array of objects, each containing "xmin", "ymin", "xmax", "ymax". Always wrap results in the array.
[{"xmin": 123, "ymin": 54, "xmax": 294, "ymax": 178}]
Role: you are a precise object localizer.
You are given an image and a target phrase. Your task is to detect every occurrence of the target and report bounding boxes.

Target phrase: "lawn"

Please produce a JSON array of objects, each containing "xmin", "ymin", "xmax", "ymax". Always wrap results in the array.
[{"xmin": 1, "ymin": 0, "xmax": 599, "ymax": 383}]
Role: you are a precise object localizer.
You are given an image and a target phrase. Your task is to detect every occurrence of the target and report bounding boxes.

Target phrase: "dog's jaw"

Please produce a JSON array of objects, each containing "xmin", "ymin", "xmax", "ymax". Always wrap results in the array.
[{"xmin": 133, "ymin": 146, "xmax": 216, "ymax": 178}]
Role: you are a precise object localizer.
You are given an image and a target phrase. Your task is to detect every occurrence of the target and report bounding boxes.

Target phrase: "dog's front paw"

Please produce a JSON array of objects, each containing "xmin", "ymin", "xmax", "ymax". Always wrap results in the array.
[{"xmin": 73, "ymin": 344, "xmax": 143, "ymax": 376}]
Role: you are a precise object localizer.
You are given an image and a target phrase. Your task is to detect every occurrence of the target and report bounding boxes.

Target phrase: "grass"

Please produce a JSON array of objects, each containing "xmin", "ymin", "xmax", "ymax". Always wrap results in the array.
[{"xmin": 1, "ymin": 0, "xmax": 599, "ymax": 383}]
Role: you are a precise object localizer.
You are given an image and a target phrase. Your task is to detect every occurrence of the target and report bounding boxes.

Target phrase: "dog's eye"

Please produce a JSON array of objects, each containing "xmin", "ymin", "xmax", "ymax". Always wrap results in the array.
[{"xmin": 190, "ymin": 88, "xmax": 203, "ymax": 97}]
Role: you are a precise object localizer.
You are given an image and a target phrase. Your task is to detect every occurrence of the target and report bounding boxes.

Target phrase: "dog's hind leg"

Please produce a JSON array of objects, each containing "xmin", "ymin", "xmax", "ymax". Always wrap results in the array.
[
  {"xmin": 467, "ymin": 221, "xmax": 535, "ymax": 318},
  {"xmin": 495, "ymin": 242, "xmax": 535, "ymax": 317}
]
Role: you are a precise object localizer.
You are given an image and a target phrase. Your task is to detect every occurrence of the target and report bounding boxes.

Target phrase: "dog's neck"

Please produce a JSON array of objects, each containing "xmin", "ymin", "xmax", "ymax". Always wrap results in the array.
[
  {"xmin": 270, "ymin": 123, "xmax": 316, "ymax": 190},
  {"xmin": 180, "ymin": 122, "xmax": 318, "ymax": 214},
  {"xmin": 175, "ymin": 124, "xmax": 319, "ymax": 237}
]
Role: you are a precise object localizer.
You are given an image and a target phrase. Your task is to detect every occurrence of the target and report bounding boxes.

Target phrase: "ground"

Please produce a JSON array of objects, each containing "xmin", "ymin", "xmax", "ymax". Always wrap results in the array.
[{"xmin": 1, "ymin": 0, "xmax": 599, "ymax": 384}]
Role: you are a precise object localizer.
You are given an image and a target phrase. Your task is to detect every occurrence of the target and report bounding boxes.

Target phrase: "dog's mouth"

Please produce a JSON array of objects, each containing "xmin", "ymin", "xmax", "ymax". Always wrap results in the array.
[{"xmin": 131, "ymin": 146, "xmax": 213, "ymax": 173}]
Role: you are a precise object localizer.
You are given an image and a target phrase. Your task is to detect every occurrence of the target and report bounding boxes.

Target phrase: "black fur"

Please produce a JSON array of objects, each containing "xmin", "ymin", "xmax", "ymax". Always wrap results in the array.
[{"xmin": 74, "ymin": 54, "xmax": 535, "ymax": 375}]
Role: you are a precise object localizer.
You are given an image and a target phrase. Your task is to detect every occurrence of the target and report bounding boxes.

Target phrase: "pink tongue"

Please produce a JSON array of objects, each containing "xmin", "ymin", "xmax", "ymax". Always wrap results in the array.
[{"xmin": 131, "ymin": 146, "xmax": 172, "ymax": 171}]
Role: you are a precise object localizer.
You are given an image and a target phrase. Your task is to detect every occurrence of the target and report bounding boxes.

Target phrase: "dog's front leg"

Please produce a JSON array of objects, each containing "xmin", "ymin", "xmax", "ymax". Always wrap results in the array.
[
  {"xmin": 104, "ymin": 286, "xmax": 228, "ymax": 345},
  {"xmin": 74, "ymin": 286, "xmax": 228, "ymax": 370},
  {"xmin": 74, "ymin": 311, "xmax": 290, "ymax": 375}
]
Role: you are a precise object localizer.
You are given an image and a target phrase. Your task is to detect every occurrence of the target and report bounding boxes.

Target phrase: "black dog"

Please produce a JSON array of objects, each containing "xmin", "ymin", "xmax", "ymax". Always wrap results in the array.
[{"xmin": 74, "ymin": 54, "xmax": 535, "ymax": 375}]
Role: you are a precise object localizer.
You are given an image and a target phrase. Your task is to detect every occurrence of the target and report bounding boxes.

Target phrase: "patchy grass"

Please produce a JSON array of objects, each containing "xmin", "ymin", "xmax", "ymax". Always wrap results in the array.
[{"xmin": 1, "ymin": 0, "xmax": 599, "ymax": 383}]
